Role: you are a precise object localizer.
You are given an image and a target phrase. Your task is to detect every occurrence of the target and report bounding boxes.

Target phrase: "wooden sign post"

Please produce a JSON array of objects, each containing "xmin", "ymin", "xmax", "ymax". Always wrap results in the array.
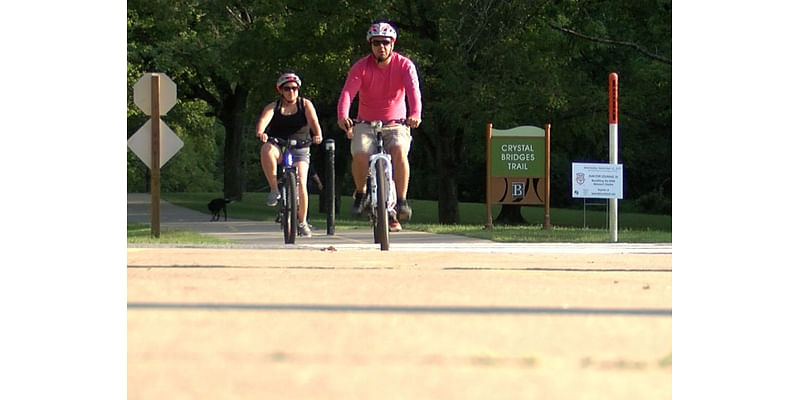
[{"xmin": 129, "ymin": 73, "xmax": 181, "ymax": 238}]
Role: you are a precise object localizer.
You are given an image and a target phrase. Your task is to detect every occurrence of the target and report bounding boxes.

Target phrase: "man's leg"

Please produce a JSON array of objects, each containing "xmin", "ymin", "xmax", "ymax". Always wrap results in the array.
[
  {"xmin": 351, "ymin": 152, "xmax": 370, "ymax": 194},
  {"xmin": 350, "ymin": 124, "xmax": 374, "ymax": 217},
  {"xmin": 389, "ymin": 145, "xmax": 409, "ymax": 199},
  {"xmin": 350, "ymin": 152, "xmax": 369, "ymax": 216},
  {"xmin": 388, "ymin": 126, "xmax": 413, "ymax": 220}
]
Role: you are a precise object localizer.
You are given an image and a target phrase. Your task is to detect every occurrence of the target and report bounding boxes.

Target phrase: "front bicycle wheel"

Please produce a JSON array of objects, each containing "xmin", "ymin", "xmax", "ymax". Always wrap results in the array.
[
  {"xmin": 374, "ymin": 158, "xmax": 390, "ymax": 251},
  {"xmin": 282, "ymin": 169, "xmax": 298, "ymax": 244}
]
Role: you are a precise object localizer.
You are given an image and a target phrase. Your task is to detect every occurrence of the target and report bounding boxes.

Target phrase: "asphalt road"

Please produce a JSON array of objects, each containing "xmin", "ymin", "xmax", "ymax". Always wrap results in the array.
[{"xmin": 127, "ymin": 193, "xmax": 672, "ymax": 399}]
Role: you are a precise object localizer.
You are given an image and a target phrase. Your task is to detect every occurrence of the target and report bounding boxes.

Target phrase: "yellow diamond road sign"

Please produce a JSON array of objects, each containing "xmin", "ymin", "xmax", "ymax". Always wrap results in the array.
[
  {"xmin": 133, "ymin": 73, "xmax": 177, "ymax": 115},
  {"xmin": 127, "ymin": 119, "xmax": 184, "ymax": 169}
]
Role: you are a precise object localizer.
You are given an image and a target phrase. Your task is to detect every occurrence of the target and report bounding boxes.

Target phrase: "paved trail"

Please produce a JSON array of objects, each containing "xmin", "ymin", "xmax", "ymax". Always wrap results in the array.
[{"xmin": 127, "ymin": 194, "xmax": 672, "ymax": 399}]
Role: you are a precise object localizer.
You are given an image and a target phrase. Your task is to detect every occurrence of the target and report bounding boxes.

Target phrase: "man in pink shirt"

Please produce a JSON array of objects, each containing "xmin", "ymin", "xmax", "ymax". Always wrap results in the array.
[{"xmin": 337, "ymin": 19, "xmax": 422, "ymax": 232}]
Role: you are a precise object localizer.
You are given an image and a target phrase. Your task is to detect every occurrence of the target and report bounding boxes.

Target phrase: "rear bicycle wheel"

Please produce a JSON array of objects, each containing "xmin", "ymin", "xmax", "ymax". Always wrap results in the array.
[
  {"xmin": 282, "ymin": 169, "xmax": 298, "ymax": 244},
  {"xmin": 374, "ymin": 158, "xmax": 390, "ymax": 251}
]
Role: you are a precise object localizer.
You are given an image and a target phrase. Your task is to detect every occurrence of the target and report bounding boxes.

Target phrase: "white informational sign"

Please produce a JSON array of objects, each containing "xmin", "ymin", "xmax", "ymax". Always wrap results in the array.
[{"xmin": 572, "ymin": 162, "xmax": 623, "ymax": 199}]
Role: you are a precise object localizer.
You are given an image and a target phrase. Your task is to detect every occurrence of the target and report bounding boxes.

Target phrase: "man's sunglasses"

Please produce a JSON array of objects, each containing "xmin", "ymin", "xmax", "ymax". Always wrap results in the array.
[
  {"xmin": 281, "ymin": 86, "xmax": 299, "ymax": 92},
  {"xmin": 371, "ymin": 40, "xmax": 392, "ymax": 47}
]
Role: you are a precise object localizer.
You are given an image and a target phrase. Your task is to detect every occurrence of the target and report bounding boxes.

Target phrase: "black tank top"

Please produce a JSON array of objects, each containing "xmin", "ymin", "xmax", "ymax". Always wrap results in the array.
[{"xmin": 267, "ymin": 97, "xmax": 310, "ymax": 141}]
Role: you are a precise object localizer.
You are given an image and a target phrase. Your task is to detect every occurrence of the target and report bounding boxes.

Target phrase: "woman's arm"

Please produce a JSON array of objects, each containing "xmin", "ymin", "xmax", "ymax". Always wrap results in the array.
[
  {"xmin": 255, "ymin": 101, "xmax": 277, "ymax": 142},
  {"xmin": 304, "ymin": 98, "xmax": 323, "ymax": 144}
]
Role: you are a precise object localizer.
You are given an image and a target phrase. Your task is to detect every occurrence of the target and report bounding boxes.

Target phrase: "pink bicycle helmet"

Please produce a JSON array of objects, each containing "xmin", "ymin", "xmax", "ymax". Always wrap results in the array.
[
  {"xmin": 366, "ymin": 21, "xmax": 397, "ymax": 42},
  {"xmin": 275, "ymin": 72, "xmax": 302, "ymax": 91}
]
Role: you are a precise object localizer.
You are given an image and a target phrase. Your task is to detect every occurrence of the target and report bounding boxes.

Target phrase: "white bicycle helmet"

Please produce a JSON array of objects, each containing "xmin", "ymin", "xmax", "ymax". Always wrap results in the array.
[
  {"xmin": 366, "ymin": 22, "xmax": 397, "ymax": 42},
  {"xmin": 275, "ymin": 72, "xmax": 301, "ymax": 91}
]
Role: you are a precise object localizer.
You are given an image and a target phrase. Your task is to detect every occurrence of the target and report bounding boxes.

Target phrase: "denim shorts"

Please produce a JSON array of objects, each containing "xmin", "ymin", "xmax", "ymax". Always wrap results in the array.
[
  {"xmin": 263, "ymin": 141, "xmax": 310, "ymax": 164},
  {"xmin": 285, "ymin": 146, "xmax": 310, "ymax": 164}
]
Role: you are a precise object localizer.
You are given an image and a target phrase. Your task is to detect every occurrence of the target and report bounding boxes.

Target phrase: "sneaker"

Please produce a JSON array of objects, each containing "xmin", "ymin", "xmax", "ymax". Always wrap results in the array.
[
  {"xmin": 298, "ymin": 222, "xmax": 312, "ymax": 237},
  {"xmin": 352, "ymin": 192, "xmax": 365, "ymax": 217},
  {"xmin": 396, "ymin": 199, "xmax": 412, "ymax": 220},
  {"xmin": 389, "ymin": 215, "xmax": 402, "ymax": 232},
  {"xmin": 267, "ymin": 191, "xmax": 280, "ymax": 206}
]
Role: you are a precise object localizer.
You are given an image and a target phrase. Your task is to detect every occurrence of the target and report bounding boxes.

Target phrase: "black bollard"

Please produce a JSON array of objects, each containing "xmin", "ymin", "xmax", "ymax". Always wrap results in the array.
[{"xmin": 324, "ymin": 138, "xmax": 335, "ymax": 235}]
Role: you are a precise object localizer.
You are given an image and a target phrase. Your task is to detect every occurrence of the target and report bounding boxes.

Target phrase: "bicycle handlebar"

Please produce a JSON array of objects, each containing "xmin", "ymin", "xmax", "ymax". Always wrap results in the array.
[
  {"xmin": 267, "ymin": 137, "xmax": 315, "ymax": 148},
  {"xmin": 353, "ymin": 119, "xmax": 408, "ymax": 127}
]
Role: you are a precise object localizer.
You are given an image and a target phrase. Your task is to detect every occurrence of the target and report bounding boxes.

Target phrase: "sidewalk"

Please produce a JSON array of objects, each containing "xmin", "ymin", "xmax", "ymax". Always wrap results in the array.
[
  {"xmin": 127, "ymin": 193, "xmax": 672, "ymax": 399},
  {"xmin": 127, "ymin": 193, "xmax": 672, "ymax": 254},
  {"xmin": 126, "ymin": 193, "xmax": 494, "ymax": 250}
]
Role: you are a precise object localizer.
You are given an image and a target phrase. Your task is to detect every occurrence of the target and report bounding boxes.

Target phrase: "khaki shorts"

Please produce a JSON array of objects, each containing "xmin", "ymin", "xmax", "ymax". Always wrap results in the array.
[{"xmin": 350, "ymin": 122, "xmax": 412, "ymax": 155}]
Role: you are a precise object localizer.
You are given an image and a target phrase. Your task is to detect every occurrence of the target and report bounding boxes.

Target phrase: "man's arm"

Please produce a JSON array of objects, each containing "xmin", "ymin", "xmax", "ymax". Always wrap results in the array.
[
  {"xmin": 337, "ymin": 62, "xmax": 363, "ymax": 136},
  {"xmin": 404, "ymin": 60, "xmax": 422, "ymax": 128}
]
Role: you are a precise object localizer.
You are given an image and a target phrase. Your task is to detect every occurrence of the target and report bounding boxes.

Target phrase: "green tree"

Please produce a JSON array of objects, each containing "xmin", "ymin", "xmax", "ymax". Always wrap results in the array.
[
  {"xmin": 128, "ymin": 1, "xmax": 377, "ymax": 199},
  {"xmin": 127, "ymin": 0, "xmax": 671, "ymax": 221}
]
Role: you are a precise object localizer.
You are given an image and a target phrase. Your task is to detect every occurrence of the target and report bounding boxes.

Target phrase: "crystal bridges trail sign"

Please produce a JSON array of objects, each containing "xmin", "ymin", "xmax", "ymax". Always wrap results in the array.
[{"xmin": 484, "ymin": 124, "xmax": 551, "ymax": 230}]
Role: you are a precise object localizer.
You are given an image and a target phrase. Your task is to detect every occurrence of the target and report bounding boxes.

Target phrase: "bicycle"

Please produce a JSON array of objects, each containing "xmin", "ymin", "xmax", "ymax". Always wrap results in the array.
[
  {"xmin": 353, "ymin": 119, "xmax": 406, "ymax": 251},
  {"xmin": 267, "ymin": 137, "xmax": 314, "ymax": 244}
]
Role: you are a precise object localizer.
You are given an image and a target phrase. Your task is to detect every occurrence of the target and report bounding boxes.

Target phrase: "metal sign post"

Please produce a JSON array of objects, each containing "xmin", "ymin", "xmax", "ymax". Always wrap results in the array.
[
  {"xmin": 324, "ymin": 138, "xmax": 336, "ymax": 235},
  {"xmin": 609, "ymin": 72, "xmax": 619, "ymax": 242}
]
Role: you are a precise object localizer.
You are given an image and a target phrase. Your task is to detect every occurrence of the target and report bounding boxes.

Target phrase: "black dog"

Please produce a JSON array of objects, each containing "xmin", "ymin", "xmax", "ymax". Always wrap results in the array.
[{"xmin": 207, "ymin": 198, "xmax": 232, "ymax": 221}]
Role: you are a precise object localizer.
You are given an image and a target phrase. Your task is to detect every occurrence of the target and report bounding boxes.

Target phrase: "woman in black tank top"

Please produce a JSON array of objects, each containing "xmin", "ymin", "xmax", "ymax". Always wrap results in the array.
[
  {"xmin": 267, "ymin": 97, "xmax": 311, "ymax": 141},
  {"xmin": 255, "ymin": 71, "xmax": 323, "ymax": 236}
]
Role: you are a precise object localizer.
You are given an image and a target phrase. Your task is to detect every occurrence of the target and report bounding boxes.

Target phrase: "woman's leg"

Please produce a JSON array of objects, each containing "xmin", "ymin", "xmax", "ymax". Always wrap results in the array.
[
  {"xmin": 296, "ymin": 160, "xmax": 310, "ymax": 224},
  {"xmin": 259, "ymin": 142, "xmax": 281, "ymax": 192}
]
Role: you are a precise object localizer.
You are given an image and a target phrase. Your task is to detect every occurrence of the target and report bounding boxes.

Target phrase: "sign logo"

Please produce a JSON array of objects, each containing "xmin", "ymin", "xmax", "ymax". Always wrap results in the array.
[
  {"xmin": 511, "ymin": 182, "xmax": 525, "ymax": 199},
  {"xmin": 576, "ymin": 173, "xmax": 585, "ymax": 185}
]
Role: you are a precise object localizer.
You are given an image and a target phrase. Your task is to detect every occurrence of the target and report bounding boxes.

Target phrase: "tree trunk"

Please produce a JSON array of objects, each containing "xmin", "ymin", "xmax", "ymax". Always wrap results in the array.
[
  {"xmin": 437, "ymin": 170, "xmax": 459, "ymax": 224},
  {"xmin": 222, "ymin": 126, "xmax": 243, "ymax": 200},
  {"xmin": 494, "ymin": 205, "xmax": 528, "ymax": 226},
  {"xmin": 219, "ymin": 86, "xmax": 249, "ymax": 201},
  {"xmin": 435, "ymin": 123, "xmax": 461, "ymax": 224}
]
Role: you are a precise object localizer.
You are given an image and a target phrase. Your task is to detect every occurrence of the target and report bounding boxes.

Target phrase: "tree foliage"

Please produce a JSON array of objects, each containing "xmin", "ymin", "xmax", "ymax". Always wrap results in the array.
[{"xmin": 127, "ymin": 0, "xmax": 671, "ymax": 221}]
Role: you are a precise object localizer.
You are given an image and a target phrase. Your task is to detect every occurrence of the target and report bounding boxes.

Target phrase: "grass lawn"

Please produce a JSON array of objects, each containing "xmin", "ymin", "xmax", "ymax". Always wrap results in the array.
[
  {"xmin": 150, "ymin": 192, "xmax": 671, "ymax": 243},
  {"xmin": 127, "ymin": 222, "xmax": 232, "ymax": 245}
]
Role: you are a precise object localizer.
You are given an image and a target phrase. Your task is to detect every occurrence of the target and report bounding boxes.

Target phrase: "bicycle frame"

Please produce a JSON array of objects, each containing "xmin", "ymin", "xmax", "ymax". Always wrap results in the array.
[
  {"xmin": 368, "ymin": 142, "xmax": 397, "ymax": 216},
  {"xmin": 360, "ymin": 121, "xmax": 401, "ymax": 216},
  {"xmin": 269, "ymin": 137, "xmax": 312, "ymax": 244},
  {"xmin": 354, "ymin": 119, "xmax": 405, "ymax": 250}
]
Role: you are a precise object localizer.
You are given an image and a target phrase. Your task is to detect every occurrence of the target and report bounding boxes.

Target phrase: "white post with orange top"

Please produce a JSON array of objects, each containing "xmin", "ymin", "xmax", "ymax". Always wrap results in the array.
[{"xmin": 609, "ymin": 73, "xmax": 619, "ymax": 242}]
